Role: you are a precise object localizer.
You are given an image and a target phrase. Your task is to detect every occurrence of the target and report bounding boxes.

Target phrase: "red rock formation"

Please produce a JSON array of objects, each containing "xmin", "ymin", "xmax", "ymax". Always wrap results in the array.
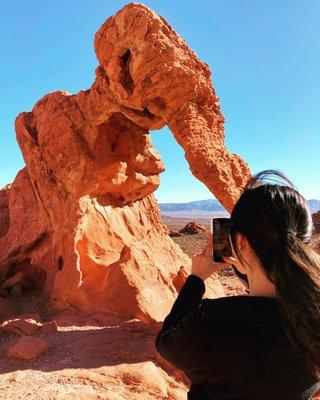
[
  {"xmin": 0, "ymin": 168, "xmax": 50, "ymax": 287},
  {"xmin": 179, "ymin": 221, "xmax": 207, "ymax": 235},
  {"xmin": 1, "ymin": 3, "xmax": 251, "ymax": 321},
  {"xmin": 0, "ymin": 185, "xmax": 10, "ymax": 238},
  {"xmin": 93, "ymin": 4, "xmax": 250, "ymax": 210}
]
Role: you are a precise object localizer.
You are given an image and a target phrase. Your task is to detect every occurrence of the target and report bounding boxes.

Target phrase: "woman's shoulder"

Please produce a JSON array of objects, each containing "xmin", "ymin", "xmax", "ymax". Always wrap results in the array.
[{"xmin": 198, "ymin": 294, "xmax": 281, "ymax": 322}]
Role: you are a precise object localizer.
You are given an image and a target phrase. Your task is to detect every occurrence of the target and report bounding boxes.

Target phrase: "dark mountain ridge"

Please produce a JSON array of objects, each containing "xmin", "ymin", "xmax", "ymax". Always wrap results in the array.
[{"xmin": 160, "ymin": 198, "xmax": 320, "ymax": 213}]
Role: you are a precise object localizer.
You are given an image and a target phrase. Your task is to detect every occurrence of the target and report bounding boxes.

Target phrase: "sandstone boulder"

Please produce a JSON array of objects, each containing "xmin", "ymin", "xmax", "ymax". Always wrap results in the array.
[
  {"xmin": 7, "ymin": 336, "xmax": 49, "ymax": 360},
  {"xmin": 179, "ymin": 221, "xmax": 207, "ymax": 235},
  {"xmin": 1, "ymin": 315, "xmax": 42, "ymax": 336}
]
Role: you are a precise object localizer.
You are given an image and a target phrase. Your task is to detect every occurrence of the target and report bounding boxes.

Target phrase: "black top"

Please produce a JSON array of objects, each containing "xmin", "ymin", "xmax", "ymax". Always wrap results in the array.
[{"xmin": 155, "ymin": 274, "xmax": 319, "ymax": 400}]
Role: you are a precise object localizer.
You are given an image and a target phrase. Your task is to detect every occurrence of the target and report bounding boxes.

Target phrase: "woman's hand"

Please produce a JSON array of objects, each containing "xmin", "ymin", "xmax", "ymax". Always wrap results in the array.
[{"xmin": 191, "ymin": 232, "xmax": 232, "ymax": 281}]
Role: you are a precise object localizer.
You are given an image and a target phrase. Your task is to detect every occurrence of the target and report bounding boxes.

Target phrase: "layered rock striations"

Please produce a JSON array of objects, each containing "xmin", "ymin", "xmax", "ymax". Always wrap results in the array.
[{"xmin": 1, "ymin": 3, "xmax": 251, "ymax": 321}]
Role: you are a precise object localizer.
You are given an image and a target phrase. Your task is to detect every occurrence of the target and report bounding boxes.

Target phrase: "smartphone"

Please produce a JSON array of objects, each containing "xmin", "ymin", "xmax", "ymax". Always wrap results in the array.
[
  {"xmin": 211, "ymin": 218, "xmax": 233, "ymax": 262},
  {"xmin": 211, "ymin": 217, "xmax": 249, "ymax": 287}
]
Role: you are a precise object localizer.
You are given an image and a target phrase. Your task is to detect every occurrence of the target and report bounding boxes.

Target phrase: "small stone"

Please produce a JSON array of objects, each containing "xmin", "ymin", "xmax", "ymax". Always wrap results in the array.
[{"xmin": 7, "ymin": 336, "xmax": 49, "ymax": 360}]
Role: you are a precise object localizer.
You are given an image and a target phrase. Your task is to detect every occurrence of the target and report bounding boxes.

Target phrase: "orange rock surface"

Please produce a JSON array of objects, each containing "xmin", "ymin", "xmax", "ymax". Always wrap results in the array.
[
  {"xmin": 0, "ymin": 3, "xmax": 251, "ymax": 322},
  {"xmin": 6, "ymin": 335, "xmax": 49, "ymax": 360}
]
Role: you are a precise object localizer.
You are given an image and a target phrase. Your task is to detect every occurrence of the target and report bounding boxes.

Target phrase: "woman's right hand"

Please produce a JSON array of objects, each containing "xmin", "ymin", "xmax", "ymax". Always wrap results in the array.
[{"xmin": 191, "ymin": 232, "xmax": 231, "ymax": 281}]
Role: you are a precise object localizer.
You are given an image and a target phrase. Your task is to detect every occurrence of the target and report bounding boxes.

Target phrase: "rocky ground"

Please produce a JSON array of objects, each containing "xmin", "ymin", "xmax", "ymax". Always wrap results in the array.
[
  {"xmin": 0, "ymin": 309, "xmax": 188, "ymax": 400},
  {"xmin": 0, "ymin": 217, "xmax": 246, "ymax": 399}
]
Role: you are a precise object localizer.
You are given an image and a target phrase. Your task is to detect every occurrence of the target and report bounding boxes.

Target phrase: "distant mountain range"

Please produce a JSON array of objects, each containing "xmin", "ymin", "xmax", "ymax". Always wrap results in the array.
[
  {"xmin": 308, "ymin": 199, "xmax": 320, "ymax": 213},
  {"xmin": 160, "ymin": 199, "xmax": 225, "ymax": 212},
  {"xmin": 160, "ymin": 198, "xmax": 320, "ymax": 217}
]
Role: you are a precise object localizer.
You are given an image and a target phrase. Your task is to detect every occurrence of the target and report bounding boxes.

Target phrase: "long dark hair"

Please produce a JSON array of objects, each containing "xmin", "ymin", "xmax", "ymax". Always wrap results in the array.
[{"xmin": 230, "ymin": 169, "xmax": 320, "ymax": 378}]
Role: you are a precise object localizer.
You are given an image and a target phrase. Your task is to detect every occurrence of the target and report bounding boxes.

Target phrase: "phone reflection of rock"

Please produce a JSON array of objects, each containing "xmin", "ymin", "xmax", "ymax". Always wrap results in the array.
[{"xmin": 212, "ymin": 218, "xmax": 232, "ymax": 262}]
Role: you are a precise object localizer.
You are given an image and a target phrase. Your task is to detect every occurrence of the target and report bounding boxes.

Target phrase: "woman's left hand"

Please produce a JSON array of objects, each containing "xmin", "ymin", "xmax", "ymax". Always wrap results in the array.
[{"xmin": 191, "ymin": 232, "xmax": 231, "ymax": 281}]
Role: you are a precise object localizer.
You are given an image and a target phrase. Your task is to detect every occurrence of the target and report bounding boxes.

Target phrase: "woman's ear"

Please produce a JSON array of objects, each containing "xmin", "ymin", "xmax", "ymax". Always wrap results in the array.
[
  {"xmin": 230, "ymin": 232, "xmax": 248, "ymax": 274},
  {"xmin": 235, "ymin": 232, "xmax": 247, "ymax": 252},
  {"xmin": 235, "ymin": 232, "xmax": 253, "ymax": 260}
]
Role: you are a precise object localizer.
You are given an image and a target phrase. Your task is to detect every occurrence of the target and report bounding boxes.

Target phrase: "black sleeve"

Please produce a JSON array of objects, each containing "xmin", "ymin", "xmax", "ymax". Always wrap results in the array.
[{"xmin": 155, "ymin": 274, "xmax": 207, "ymax": 376}]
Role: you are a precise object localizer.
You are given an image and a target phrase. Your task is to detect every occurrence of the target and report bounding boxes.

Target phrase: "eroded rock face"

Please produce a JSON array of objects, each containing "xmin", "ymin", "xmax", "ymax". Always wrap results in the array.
[
  {"xmin": 1, "ymin": 3, "xmax": 251, "ymax": 321},
  {"xmin": 0, "ymin": 168, "xmax": 50, "ymax": 288},
  {"xmin": 0, "ymin": 185, "xmax": 10, "ymax": 238}
]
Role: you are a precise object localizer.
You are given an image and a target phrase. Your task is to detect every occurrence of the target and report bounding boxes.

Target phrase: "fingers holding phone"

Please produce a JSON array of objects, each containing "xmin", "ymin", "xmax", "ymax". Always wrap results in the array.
[
  {"xmin": 211, "ymin": 218, "xmax": 249, "ymax": 288},
  {"xmin": 211, "ymin": 218, "xmax": 233, "ymax": 262},
  {"xmin": 201, "ymin": 231, "xmax": 213, "ymax": 257},
  {"xmin": 191, "ymin": 231, "xmax": 230, "ymax": 281}
]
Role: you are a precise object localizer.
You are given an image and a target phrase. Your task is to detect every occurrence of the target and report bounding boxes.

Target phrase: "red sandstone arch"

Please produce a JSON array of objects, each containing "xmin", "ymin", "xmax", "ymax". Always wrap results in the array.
[{"xmin": 0, "ymin": 3, "xmax": 251, "ymax": 321}]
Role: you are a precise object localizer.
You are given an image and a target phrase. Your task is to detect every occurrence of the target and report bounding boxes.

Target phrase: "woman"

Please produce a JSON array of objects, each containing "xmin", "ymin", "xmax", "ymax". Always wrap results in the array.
[{"xmin": 155, "ymin": 170, "xmax": 320, "ymax": 400}]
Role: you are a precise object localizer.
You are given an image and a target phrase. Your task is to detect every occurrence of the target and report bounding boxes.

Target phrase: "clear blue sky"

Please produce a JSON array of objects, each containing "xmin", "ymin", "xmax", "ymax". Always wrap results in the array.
[{"xmin": 1, "ymin": 0, "xmax": 319, "ymax": 203}]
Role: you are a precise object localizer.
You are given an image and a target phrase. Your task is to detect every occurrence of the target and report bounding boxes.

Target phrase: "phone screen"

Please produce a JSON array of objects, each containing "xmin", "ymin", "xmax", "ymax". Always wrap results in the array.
[
  {"xmin": 211, "ymin": 218, "xmax": 249, "ymax": 287},
  {"xmin": 211, "ymin": 218, "xmax": 233, "ymax": 262}
]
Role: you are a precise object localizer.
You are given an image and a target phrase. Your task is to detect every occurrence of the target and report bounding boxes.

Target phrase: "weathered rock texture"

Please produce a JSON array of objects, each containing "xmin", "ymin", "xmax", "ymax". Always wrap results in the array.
[{"xmin": 0, "ymin": 3, "xmax": 250, "ymax": 321}]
